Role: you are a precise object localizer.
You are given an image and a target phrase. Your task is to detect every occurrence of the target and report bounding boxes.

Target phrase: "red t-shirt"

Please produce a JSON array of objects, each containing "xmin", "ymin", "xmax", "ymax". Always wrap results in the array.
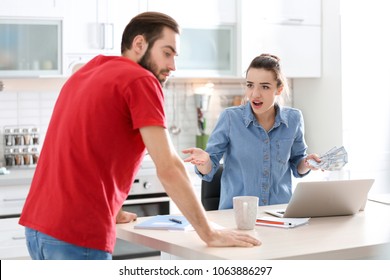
[{"xmin": 19, "ymin": 55, "xmax": 166, "ymax": 253}]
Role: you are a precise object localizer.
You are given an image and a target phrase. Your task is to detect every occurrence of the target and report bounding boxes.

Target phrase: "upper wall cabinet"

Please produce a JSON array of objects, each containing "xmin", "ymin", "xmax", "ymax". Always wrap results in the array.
[
  {"xmin": 239, "ymin": 0, "xmax": 322, "ymax": 78},
  {"xmin": 145, "ymin": 0, "xmax": 238, "ymax": 77},
  {"xmin": 0, "ymin": 0, "xmax": 65, "ymax": 77},
  {"xmin": 145, "ymin": 0, "xmax": 236, "ymax": 26},
  {"xmin": 63, "ymin": 0, "xmax": 141, "ymax": 75},
  {"xmin": 1, "ymin": 0, "xmax": 141, "ymax": 77},
  {"xmin": 0, "ymin": 0, "xmax": 65, "ymax": 18},
  {"xmin": 0, "ymin": 18, "xmax": 62, "ymax": 77}
]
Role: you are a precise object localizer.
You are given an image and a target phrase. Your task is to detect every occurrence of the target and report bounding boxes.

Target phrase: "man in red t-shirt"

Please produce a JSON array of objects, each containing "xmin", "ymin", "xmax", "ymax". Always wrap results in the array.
[{"xmin": 19, "ymin": 11, "xmax": 261, "ymax": 259}]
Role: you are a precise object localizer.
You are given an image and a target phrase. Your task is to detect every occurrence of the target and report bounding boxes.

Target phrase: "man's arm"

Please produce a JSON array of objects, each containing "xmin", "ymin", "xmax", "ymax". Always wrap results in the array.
[{"xmin": 140, "ymin": 126, "xmax": 261, "ymax": 247}]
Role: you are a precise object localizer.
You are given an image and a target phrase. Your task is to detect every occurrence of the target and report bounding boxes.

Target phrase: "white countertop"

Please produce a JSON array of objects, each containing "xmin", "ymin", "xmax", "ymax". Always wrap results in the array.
[
  {"xmin": 0, "ymin": 161, "xmax": 198, "ymax": 187},
  {"xmin": 117, "ymin": 201, "xmax": 390, "ymax": 260},
  {"xmin": 0, "ymin": 168, "xmax": 35, "ymax": 187}
]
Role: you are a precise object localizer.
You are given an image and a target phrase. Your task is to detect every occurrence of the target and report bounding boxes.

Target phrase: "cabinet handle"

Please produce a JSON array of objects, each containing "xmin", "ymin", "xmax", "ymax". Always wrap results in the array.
[
  {"xmin": 285, "ymin": 18, "xmax": 305, "ymax": 24},
  {"xmin": 12, "ymin": 236, "xmax": 26, "ymax": 240},
  {"xmin": 262, "ymin": 17, "xmax": 305, "ymax": 25},
  {"xmin": 100, "ymin": 23, "xmax": 114, "ymax": 50},
  {"xmin": 3, "ymin": 198, "xmax": 26, "ymax": 202}
]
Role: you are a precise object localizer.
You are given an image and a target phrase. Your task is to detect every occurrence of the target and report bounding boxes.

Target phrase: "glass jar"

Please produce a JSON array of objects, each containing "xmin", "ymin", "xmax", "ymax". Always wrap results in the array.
[
  {"xmin": 22, "ymin": 147, "xmax": 32, "ymax": 165},
  {"xmin": 13, "ymin": 128, "xmax": 22, "ymax": 146},
  {"xmin": 4, "ymin": 148, "xmax": 14, "ymax": 166},
  {"xmin": 13, "ymin": 148, "xmax": 23, "ymax": 166},
  {"xmin": 31, "ymin": 147, "xmax": 39, "ymax": 165},
  {"xmin": 22, "ymin": 128, "xmax": 32, "ymax": 145}
]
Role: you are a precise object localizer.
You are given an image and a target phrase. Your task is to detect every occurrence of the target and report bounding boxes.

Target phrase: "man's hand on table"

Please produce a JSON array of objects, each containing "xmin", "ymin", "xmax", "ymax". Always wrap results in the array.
[
  {"xmin": 116, "ymin": 210, "xmax": 137, "ymax": 224},
  {"xmin": 205, "ymin": 229, "xmax": 261, "ymax": 247}
]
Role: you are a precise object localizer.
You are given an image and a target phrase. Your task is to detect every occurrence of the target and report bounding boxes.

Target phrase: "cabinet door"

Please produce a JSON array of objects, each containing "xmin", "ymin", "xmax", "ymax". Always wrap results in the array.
[
  {"xmin": 63, "ymin": 0, "xmax": 140, "ymax": 75},
  {"xmin": 0, "ymin": 0, "xmax": 65, "ymax": 18},
  {"xmin": 63, "ymin": 0, "xmax": 101, "ymax": 54},
  {"xmin": 0, "ymin": 185, "xmax": 29, "ymax": 217},
  {"xmin": 251, "ymin": 0, "xmax": 321, "ymax": 25},
  {"xmin": 146, "ymin": 0, "xmax": 236, "ymax": 26},
  {"xmin": 240, "ymin": 0, "xmax": 322, "ymax": 77},
  {"xmin": 0, "ymin": 18, "xmax": 63, "ymax": 77},
  {"xmin": 0, "ymin": 218, "xmax": 29, "ymax": 260},
  {"xmin": 241, "ymin": 24, "xmax": 321, "ymax": 78},
  {"xmin": 108, "ymin": 0, "xmax": 141, "ymax": 54}
]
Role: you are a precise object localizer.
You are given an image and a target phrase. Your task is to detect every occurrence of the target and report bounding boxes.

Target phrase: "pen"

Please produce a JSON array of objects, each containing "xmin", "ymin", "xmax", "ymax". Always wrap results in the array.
[
  {"xmin": 169, "ymin": 218, "xmax": 182, "ymax": 224},
  {"xmin": 256, "ymin": 219, "xmax": 293, "ymax": 226}
]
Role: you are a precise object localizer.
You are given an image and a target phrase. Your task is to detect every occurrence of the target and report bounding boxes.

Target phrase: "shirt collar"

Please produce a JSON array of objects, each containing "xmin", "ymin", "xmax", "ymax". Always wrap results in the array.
[{"xmin": 243, "ymin": 103, "xmax": 289, "ymax": 128}]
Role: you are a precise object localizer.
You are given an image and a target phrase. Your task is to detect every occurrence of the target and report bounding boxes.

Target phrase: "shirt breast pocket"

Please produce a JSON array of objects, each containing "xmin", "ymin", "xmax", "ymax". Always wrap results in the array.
[{"xmin": 275, "ymin": 139, "xmax": 294, "ymax": 165}]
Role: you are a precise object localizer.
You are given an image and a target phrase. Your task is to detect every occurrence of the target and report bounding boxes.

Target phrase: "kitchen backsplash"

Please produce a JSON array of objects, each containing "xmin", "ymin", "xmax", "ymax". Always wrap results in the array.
[
  {"xmin": 0, "ymin": 78, "xmax": 292, "ymax": 167},
  {"xmin": 0, "ymin": 90, "xmax": 59, "ymax": 167},
  {"xmin": 163, "ymin": 79, "xmax": 247, "ymax": 155}
]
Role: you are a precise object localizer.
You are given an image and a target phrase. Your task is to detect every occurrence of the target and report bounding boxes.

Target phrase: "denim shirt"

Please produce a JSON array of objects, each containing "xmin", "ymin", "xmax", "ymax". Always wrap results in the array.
[{"xmin": 196, "ymin": 103, "xmax": 309, "ymax": 209}]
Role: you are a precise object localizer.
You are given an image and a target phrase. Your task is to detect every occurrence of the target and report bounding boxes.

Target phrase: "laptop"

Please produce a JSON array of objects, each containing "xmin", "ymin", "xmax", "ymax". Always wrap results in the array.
[
  {"xmin": 368, "ymin": 193, "xmax": 390, "ymax": 205},
  {"xmin": 266, "ymin": 179, "xmax": 375, "ymax": 218}
]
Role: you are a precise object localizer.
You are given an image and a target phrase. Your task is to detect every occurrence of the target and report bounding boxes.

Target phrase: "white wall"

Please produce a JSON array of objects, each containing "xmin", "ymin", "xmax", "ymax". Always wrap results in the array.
[
  {"xmin": 293, "ymin": 0, "xmax": 343, "ymax": 156},
  {"xmin": 292, "ymin": 0, "xmax": 343, "ymax": 184},
  {"xmin": 340, "ymin": 0, "xmax": 390, "ymax": 193},
  {"xmin": 293, "ymin": 0, "xmax": 390, "ymax": 193}
]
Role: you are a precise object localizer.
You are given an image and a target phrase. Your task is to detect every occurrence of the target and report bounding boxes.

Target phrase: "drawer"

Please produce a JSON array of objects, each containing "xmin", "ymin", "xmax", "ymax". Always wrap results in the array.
[
  {"xmin": 0, "ymin": 185, "xmax": 29, "ymax": 217},
  {"xmin": 0, "ymin": 218, "xmax": 30, "ymax": 259}
]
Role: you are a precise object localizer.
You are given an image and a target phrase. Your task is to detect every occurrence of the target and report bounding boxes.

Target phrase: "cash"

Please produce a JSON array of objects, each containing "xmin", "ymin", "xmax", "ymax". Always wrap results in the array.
[{"xmin": 307, "ymin": 146, "xmax": 348, "ymax": 171}]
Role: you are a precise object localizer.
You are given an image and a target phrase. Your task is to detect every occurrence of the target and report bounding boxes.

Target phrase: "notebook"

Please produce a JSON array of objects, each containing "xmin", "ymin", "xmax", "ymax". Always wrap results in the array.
[
  {"xmin": 134, "ymin": 215, "xmax": 194, "ymax": 231},
  {"xmin": 134, "ymin": 215, "xmax": 224, "ymax": 231},
  {"xmin": 266, "ymin": 179, "xmax": 375, "ymax": 218}
]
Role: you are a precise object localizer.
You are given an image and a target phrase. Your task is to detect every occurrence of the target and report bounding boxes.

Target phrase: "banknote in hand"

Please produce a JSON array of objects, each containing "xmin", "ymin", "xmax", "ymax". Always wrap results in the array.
[{"xmin": 307, "ymin": 146, "xmax": 348, "ymax": 171}]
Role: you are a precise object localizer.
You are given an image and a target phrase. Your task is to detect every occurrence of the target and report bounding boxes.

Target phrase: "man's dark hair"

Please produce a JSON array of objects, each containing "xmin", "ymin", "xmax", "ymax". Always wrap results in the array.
[{"xmin": 121, "ymin": 11, "xmax": 180, "ymax": 54}]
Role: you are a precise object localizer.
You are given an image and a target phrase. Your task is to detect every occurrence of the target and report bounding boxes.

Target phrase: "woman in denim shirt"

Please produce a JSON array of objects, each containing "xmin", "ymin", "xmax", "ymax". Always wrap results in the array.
[{"xmin": 183, "ymin": 54, "xmax": 320, "ymax": 209}]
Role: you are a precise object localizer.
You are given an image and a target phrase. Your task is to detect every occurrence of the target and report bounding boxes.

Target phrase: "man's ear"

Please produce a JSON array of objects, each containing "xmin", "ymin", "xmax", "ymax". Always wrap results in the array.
[{"xmin": 132, "ymin": 35, "xmax": 148, "ymax": 56}]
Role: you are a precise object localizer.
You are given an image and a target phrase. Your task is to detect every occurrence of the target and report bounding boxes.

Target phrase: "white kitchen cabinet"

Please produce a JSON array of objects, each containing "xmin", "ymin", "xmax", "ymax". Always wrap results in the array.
[
  {"xmin": 239, "ymin": 0, "xmax": 322, "ymax": 78},
  {"xmin": 0, "ymin": 218, "xmax": 29, "ymax": 259},
  {"xmin": 145, "ymin": 0, "xmax": 238, "ymax": 77},
  {"xmin": 0, "ymin": 0, "xmax": 65, "ymax": 77},
  {"xmin": 0, "ymin": 0, "xmax": 65, "ymax": 18},
  {"xmin": 246, "ymin": 0, "xmax": 320, "ymax": 25},
  {"xmin": 0, "ymin": 170, "xmax": 33, "ymax": 259},
  {"xmin": 0, "ymin": 169, "xmax": 34, "ymax": 217},
  {"xmin": 63, "ymin": 0, "xmax": 101, "ymax": 55},
  {"xmin": 0, "ymin": 18, "xmax": 63, "ymax": 77},
  {"xmin": 0, "ymin": 185, "xmax": 29, "ymax": 217},
  {"xmin": 63, "ymin": 0, "xmax": 141, "ymax": 75},
  {"xmin": 145, "ymin": 0, "xmax": 237, "ymax": 26}
]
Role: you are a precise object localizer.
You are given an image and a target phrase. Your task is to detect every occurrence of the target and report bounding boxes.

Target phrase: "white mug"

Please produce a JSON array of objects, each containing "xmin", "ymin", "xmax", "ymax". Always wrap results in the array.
[{"xmin": 233, "ymin": 196, "xmax": 258, "ymax": 230}]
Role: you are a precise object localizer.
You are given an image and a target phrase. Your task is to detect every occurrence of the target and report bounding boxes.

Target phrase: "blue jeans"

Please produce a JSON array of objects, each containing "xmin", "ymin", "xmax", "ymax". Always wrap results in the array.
[{"xmin": 25, "ymin": 227, "xmax": 112, "ymax": 260}]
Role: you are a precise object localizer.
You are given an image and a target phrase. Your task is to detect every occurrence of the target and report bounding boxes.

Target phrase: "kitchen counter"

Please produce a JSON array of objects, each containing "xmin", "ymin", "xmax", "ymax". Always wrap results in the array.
[
  {"xmin": 117, "ymin": 201, "xmax": 390, "ymax": 260},
  {"xmin": 0, "ymin": 168, "xmax": 35, "ymax": 186}
]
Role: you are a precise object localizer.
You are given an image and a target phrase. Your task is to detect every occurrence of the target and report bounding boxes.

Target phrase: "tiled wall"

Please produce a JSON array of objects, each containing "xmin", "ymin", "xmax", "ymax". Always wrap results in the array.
[
  {"xmin": 0, "ymin": 79, "xmax": 248, "ymax": 166},
  {"xmin": 0, "ymin": 90, "xmax": 60, "ymax": 166},
  {"xmin": 163, "ymin": 80, "xmax": 246, "ymax": 157}
]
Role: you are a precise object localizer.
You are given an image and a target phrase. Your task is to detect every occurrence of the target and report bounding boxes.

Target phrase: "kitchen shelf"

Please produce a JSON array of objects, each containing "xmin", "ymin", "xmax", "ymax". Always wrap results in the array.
[{"xmin": 3, "ymin": 125, "xmax": 40, "ymax": 169}]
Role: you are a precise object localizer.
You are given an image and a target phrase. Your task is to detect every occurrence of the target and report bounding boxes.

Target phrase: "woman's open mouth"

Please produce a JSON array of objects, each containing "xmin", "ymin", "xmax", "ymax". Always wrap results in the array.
[{"xmin": 252, "ymin": 100, "xmax": 263, "ymax": 108}]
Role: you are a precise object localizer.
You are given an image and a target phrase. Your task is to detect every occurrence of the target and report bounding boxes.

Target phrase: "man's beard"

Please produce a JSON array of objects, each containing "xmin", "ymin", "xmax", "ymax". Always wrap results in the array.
[{"xmin": 139, "ymin": 49, "xmax": 168, "ymax": 86}]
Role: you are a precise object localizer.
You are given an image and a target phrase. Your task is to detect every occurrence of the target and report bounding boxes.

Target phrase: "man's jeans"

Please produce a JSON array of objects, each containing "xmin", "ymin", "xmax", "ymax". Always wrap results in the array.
[{"xmin": 25, "ymin": 227, "xmax": 112, "ymax": 260}]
